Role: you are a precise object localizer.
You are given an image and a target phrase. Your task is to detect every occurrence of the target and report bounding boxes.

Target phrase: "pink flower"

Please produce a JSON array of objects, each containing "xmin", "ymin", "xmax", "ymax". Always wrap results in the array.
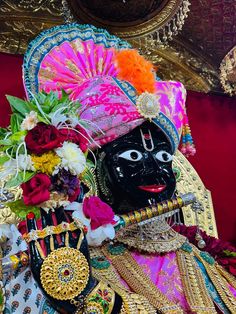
[{"xmin": 83, "ymin": 196, "xmax": 114, "ymax": 230}]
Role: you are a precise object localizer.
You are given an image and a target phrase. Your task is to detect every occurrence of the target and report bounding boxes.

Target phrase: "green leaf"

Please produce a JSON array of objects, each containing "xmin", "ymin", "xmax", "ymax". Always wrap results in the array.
[
  {"xmin": 6, "ymin": 199, "xmax": 40, "ymax": 220},
  {"xmin": 5, "ymin": 177, "xmax": 21, "ymax": 189},
  {"xmin": 0, "ymin": 127, "xmax": 8, "ymax": 139},
  {"xmin": 61, "ymin": 89, "xmax": 69, "ymax": 100},
  {"xmin": 5, "ymin": 171, "xmax": 35, "ymax": 188},
  {"xmin": 0, "ymin": 145, "xmax": 11, "ymax": 153},
  {"xmin": 6, "ymin": 95, "xmax": 31, "ymax": 116},
  {"xmin": 10, "ymin": 130, "xmax": 27, "ymax": 143},
  {"xmin": 0, "ymin": 138, "xmax": 12, "ymax": 146},
  {"xmin": 223, "ymin": 250, "xmax": 236, "ymax": 257},
  {"xmin": 10, "ymin": 113, "xmax": 20, "ymax": 133},
  {"xmin": 0, "ymin": 155, "xmax": 9, "ymax": 165},
  {"xmin": 37, "ymin": 115, "xmax": 49, "ymax": 124},
  {"xmin": 50, "ymin": 102, "xmax": 67, "ymax": 114},
  {"xmin": 86, "ymin": 159, "xmax": 95, "ymax": 168},
  {"xmin": 21, "ymin": 171, "xmax": 35, "ymax": 182}
]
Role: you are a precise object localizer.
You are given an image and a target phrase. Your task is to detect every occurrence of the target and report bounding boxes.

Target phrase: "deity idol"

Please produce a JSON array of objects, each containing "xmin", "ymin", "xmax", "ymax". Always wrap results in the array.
[{"xmin": 0, "ymin": 24, "xmax": 236, "ymax": 314}]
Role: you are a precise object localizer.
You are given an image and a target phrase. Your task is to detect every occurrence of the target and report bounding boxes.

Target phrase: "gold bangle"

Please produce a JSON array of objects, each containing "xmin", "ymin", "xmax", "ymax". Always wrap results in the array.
[
  {"xmin": 9, "ymin": 255, "xmax": 19, "ymax": 270},
  {"xmin": 24, "ymin": 220, "xmax": 83, "ymax": 243}
]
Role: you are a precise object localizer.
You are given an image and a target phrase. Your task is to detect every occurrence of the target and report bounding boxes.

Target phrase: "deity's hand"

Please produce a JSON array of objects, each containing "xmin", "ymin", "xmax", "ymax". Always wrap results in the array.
[{"xmin": 26, "ymin": 207, "xmax": 97, "ymax": 314}]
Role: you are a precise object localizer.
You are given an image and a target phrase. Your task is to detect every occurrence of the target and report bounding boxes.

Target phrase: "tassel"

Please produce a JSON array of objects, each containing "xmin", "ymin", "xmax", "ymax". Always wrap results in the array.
[{"xmin": 180, "ymin": 113, "xmax": 196, "ymax": 157}]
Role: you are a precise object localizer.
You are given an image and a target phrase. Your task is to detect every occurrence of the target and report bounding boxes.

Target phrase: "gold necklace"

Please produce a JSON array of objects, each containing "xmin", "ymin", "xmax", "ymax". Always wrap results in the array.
[
  {"xmin": 192, "ymin": 246, "xmax": 236, "ymax": 313},
  {"xmin": 176, "ymin": 248, "xmax": 216, "ymax": 313},
  {"xmin": 90, "ymin": 247, "xmax": 156, "ymax": 314},
  {"xmin": 102, "ymin": 244, "xmax": 183, "ymax": 314},
  {"xmin": 116, "ymin": 219, "xmax": 186, "ymax": 253}
]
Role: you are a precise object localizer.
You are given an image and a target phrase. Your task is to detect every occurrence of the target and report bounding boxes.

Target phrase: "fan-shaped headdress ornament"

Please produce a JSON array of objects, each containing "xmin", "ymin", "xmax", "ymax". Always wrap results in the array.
[{"xmin": 23, "ymin": 23, "xmax": 195, "ymax": 156}]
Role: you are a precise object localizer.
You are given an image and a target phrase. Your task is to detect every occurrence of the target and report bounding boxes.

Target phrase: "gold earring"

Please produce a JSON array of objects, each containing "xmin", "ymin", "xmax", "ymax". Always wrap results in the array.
[
  {"xmin": 80, "ymin": 167, "xmax": 98, "ymax": 197},
  {"xmin": 96, "ymin": 156, "xmax": 113, "ymax": 203}
]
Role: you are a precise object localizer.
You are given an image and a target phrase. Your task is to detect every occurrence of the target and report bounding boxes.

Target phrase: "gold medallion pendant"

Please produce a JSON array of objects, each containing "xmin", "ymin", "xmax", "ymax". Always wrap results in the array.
[{"xmin": 40, "ymin": 247, "xmax": 89, "ymax": 300}]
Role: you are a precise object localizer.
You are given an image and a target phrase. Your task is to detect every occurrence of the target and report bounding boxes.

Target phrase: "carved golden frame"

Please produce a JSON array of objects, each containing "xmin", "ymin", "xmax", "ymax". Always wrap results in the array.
[
  {"xmin": 0, "ymin": 0, "xmax": 220, "ymax": 93},
  {"xmin": 67, "ymin": 0, "xmax": 183, "ymax": 38}
]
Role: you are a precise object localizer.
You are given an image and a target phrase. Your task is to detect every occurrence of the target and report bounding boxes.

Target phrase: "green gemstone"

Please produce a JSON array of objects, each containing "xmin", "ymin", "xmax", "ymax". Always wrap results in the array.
[
  {"xmin": 200, "ymin": 251, "xmax": 215, "ymax": 265},
  {"xmin": 91, "ymin": 256, "xmax": 110, "ymax": 270},
  {"xmin": 108, "ymin": 243, "xmax": 126, "ymax": 255},
  {"xmin": 181, "ymin": 242, "xmax": 193, "ymax": 253}
]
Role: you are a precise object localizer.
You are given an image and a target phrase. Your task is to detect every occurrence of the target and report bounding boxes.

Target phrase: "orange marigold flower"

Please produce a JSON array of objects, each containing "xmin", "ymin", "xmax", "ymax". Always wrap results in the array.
[{"xmin": 115, "ymin": 49, "xmax": 156, "ymax": 95}]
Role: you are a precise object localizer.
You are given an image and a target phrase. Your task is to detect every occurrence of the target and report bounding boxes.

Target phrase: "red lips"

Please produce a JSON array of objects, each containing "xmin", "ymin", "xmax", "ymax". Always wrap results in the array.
[{"xmin": 138, "ymin": 184, "xmax": 166, "ymax": 193}]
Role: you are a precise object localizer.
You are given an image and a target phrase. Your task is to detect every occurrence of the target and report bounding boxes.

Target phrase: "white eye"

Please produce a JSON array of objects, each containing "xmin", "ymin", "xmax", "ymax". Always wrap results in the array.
[
  {"xmin": 119, "ymin": 150, "xmax": 143, "ymax": 162},
  {"xmin": 155, "ymin": 150, "xmax": 173, "ymax": 162}
]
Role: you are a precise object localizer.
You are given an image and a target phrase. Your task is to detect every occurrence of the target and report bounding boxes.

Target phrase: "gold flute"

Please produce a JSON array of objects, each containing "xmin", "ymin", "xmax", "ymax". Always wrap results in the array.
[{"xmin": 115, "ymin": 193, "xmax": 196, "ymax": 231}]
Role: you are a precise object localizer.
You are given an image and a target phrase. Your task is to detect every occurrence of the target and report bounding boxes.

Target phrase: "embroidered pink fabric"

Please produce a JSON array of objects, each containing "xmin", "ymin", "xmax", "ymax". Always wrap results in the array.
[
  {"xmin": 131, "ymin": 251, "xmax": 191, "ymax": 311},
  {"xmin": 73, "ymin": 76, "xmax": 186, "ymax": 150},
  {"xmin": 116, "ymin": 251, "xmax": 236, "ymax": 313},
  {"xmin": 38, "ymin": 39, "xmax": 118, "ymax": 98},
  {"xmin": 154, "ymin": 80, "xmax": 186, "ymax": 141},
  {"xmin": 229, "ymin": 284, "xmax": 236, "ymax": 297},
  {"xmin": 105, "ymin": 251, "xmax": 190, "ymax": 311},
  {"xmin": 36, "ymin": 38, "xmax": 187, "ymax": 152}
]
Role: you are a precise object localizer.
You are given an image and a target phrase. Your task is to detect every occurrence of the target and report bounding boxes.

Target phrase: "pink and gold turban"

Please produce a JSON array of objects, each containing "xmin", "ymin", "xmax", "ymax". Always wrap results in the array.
[{"xmin": 23, "ymin": 24, "xmax": 195, "ymax": 156}]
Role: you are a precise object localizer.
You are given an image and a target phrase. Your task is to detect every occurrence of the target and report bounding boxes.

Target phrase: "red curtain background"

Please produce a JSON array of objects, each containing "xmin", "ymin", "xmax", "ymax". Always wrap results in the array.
[{"xmin": 0, "ymin": 53, "xmax": 236, "ymax": 244}]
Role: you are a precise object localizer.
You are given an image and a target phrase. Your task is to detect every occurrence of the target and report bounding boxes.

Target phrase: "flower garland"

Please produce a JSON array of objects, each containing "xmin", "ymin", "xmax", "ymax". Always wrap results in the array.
[{"xmin": 0, "ymin": 91, "xmax": 93, "ymax": 217}]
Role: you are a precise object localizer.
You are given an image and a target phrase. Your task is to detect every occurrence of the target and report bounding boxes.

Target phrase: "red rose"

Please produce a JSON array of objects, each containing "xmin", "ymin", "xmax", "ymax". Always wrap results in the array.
[
  {"xmin": 21, "ymin": 173, "xmax": 51, "ymax": 206},
  {"xmin": 76, "ymin": 126, "xmax": 89, "ymax": 152},
  {"xmin": 59, "ymin": 125, "xmax": 89, "ymax": 152},
  {"xmin": 83, "ymin": 196, "xmax": 114, "ymax": 230},
  {"xmin": 25, "ymin": 122, "xmax": 62, "ymax": 155}
]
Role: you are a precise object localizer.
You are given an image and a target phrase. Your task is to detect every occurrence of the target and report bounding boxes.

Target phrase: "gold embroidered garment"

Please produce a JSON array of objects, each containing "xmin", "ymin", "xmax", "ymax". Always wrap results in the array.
[{"xmin": 90, "ymin": 238, "xmax": 236, "ymax": 314}]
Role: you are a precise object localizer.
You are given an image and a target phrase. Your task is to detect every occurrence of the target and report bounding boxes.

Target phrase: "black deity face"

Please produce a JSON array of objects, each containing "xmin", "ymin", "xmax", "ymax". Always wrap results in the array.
[{"xmin": 96, "ymin": 121, "xmax": 176, "ymax": 214}]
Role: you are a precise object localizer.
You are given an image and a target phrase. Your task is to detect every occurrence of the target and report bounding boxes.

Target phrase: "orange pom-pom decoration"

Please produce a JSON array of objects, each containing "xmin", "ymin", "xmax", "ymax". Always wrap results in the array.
[{"xmin": 115, "ymin": 49, "xmax": 156, "ymax": 95}]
